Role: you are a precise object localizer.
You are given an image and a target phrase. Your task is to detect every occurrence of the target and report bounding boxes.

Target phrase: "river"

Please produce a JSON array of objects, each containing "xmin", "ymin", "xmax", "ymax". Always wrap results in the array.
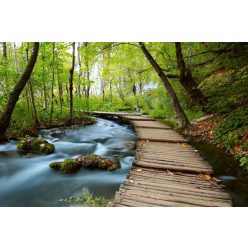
[{"xmin": 0, "ymin": 118, "xmax": 136, "ymax": 206}]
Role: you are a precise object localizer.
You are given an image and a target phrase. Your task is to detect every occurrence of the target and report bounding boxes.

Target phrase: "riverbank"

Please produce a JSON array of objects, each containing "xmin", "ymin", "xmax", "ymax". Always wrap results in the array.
[
  {"xmin": 2, "ymin": 115, "xmax": 96, "ymax": 142},
  {"xmin": 181, "ymin": 113, "xmax": 248, "ymax": 170}
]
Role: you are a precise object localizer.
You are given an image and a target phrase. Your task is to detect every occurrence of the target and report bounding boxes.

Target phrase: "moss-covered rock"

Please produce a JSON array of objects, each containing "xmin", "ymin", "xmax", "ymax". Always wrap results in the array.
[
  {"xmin": 49, "ymin": 161, "xmax": 62, "ymax": 170},
  {"xmin": 75, "ymin": 154, "xmax": 120, "ymax": 170},
  {"xmin": 50, "ymin": 154, "xmax": 120, "ymax": 173},
  {"xmin": 17, "ymin": 137, "xmax": 55, "ymax": 154},
  {"xmin": 61, "ymin": 159, "xmax": 80, "ymax": 173},
  {"xmin": 49, "ymin": 159, "xmax": 80, "ymax": 173},
  {"xmin": 107, "ymin": 161, "xmax": 121, "ymax": 171}
]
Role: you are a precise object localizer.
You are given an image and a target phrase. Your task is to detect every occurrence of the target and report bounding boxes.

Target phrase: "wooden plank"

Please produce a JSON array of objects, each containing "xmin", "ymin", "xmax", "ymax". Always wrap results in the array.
[
  {"xmin": 133, "ymin": 160, "xmax": 213, "ymax": 174},
  {"xmin": 89, "ymin": 111, "xmax": 140, "ymax": 117},
  {"xmin": 131, "ymin": 120, "xmax": 171, "ymax": 129},
  {"xmin": 124, "ymin": 179, "xmax": 230, "ymax": 197},
  {"xmin": 119, "ymin": 187, "xmax": 231, "ymax": 207},
  {"xmin": 122, "ymin": 183, "xmax": 231, "ymax": 202},
  {"xmin": 122, "ymin": 115, "xmax": 155, "ymax": 121},
  {"xmin": 135, "ymin": 154, "xmax": 209, "ymax": 166},
  {"xmin": 128, "ymin": 173, "xmax": 224, "ymax": 189},
  {"xmin": 136, "ymin": 128, "xmax": 186, "ymax": 143},
  {"xmin": 115, "ymin": 192, "xmax": 199, "ymax": 207}
]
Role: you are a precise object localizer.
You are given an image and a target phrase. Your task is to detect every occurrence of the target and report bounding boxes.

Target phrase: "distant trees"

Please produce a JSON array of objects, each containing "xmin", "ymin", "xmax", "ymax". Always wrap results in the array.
[
  {"xmin": 0, "ymin": 42, "xmax": 39, "ymax": 141},
  {"xmin": 1, "ymin": 41, "xmax": 245, "ymax": 137}
]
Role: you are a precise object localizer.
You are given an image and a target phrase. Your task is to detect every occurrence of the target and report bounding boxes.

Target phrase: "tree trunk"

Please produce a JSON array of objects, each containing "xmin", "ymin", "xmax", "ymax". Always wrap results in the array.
[
  {"xmin": 69, "ymin": 42, "xmax": 75, "ymax": 123},
  {"xmin": 13, "ymin": 42, "xmax": 19, "ymax": 74},
  {"xmin": 175, "ymin": 42, "xmax": 206, "ymax": 106},
  {"xmin": 85, "ymin": 62, "xmax": 90, "ymax": 99},
  {"xmin": 2, "ymin": 42, "xmax": 7, "ymax": 59},
  {"xmin": 41, "ymin": 45, "xmax": 47, "ymax": 110},
  {"xmin": 109, "ymin": 80, "xmax": 113, "ymax": 103},
  {"xmin": 0, "ymin": 42, "xmax": 39, "ymax": 141},
  {"xmin": 57, "ymin": 70, "xmax": 63, "ymax": 114},
  {"xmin": 49, "ymin": 43, "xmax": 55, "ymax": 126},
  {"xmin": 77, "ymin": 42, "xmax": 82, "ymax": 97},
  {"xmin": 26, "ymin": 45, "xmax": 39, "ymax": 125},
  {"xmin": 139, "ymin": 42, "xmax": 190, "ymax": 128},
  {"xmin": 114, "ymin": 82, "xmax": 126, "ymax": 104}
]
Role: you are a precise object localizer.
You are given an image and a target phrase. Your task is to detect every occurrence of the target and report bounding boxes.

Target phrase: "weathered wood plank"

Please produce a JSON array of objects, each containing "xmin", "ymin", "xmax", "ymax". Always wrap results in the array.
[
  {"xmin": 133, "ymin": 160, "xmax": 213, "ymax": 174},
  {"xmin": 136, "ymin": 128, "xmax": 186, "ymax": 143},
  {"xmin": 122, "ymin": 115, "xmax": 155, "ymax": 121},
  {"xmin": 122, "ymin": 183, "xmax": 231, "ymax": 202},
  {"xmin": 131, "ymin": 120, "xmax": 171, "ymax": 129},
  {"xmin": 125, "ymin": 179, "xmax": 230, "ymax": 197}
]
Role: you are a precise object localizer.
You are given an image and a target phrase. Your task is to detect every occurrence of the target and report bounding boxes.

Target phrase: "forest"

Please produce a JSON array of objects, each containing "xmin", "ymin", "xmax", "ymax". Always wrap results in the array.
[{"xmin": 0, "ymin": 42, "xmax": 248, "ymax": 206}]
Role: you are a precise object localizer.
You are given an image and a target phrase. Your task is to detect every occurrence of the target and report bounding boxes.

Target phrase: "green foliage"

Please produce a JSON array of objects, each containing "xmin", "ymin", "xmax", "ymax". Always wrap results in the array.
[
  {"xmin": 213, "ymin": 105, "xmax": 248, "ymax": 148},
  {"xmin": 239, "ymin": 156, "xmax": 248, "ymax": 169},
  {"xmin": 213, "ymin": 105, "xmax": 248, "ymax": 169},
  {"xmin": 61, "ymin": 188, "xmax": 108, "ymax": 207}
]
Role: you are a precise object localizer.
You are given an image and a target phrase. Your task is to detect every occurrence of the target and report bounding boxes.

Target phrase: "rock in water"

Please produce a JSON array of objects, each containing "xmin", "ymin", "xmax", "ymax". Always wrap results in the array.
[
  {"xmin": 50, "ymin": 159, "xmax": 80, "ymax": 173},
  {"xmin": 17, "ymin": 137, "xmax": 55, "ymax": 154},
  {"xmin": 49, "ymin": 154, "xmax": 120, "ymax": 173},
  {"xmin": 76, "ymin": 154, "xmax": 120, "ymax": 170}
]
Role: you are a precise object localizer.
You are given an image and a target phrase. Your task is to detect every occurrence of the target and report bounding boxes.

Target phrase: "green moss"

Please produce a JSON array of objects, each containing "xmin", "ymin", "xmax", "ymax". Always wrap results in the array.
[
  {"xmin": 49, "ymin": 162, "xmax": 62, "ymax": 170},
  {"xmin": 107, "ymin": 161, "xmax": 121, "ymax": 171},
  {"xmin": 49, "ymin": 159, "xmax": 80, "ymax": 173},
  {"xmin": 61, "ymin": 159, "xmax": 79, "ymax": 173},
  {"xmin": 17, "ymin": 137, "xmax": 55, "ymax": 154}
]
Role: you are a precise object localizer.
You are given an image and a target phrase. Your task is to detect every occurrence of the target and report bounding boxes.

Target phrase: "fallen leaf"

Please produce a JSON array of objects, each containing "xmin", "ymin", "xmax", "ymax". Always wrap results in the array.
[
  {"xmin": 198, "ymin": 174, "xmax": 211, "ymax": 181},
  {"xmin": 166, "ymin": 170, "xmax": 174, "ymax": 176},
  {"xmin": 180, "ymin": 143, "xmax": 188, "ymax": 148}
]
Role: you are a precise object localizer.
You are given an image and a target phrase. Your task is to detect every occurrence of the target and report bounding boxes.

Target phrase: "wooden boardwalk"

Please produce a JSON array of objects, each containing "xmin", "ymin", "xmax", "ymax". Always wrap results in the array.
[{"xmin": 90, "ymin": 111, "xmax": 233, "ymax": 207}]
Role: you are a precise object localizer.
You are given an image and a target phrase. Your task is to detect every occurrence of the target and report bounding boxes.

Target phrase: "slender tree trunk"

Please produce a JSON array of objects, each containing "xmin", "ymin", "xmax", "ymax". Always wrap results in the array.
[
  {"xmin": 0, "ymin": 42, "xmax": 39, "ymax": 141},
  {"xmin": 77, "ymin": 42, "xmax": 82, "ymax": 97},
  {"xmin": 13, "ymin": 42, "xmax": 19, "ymax": 74},
  {"xmin": 2, "ymin": 42, "xmax": 7, "ymax": 59},
  {"xmin": 109, "ymin": 80, "xmax": 113, "ymax": 103},
  {"xmin": 26, "ymin": 46, "xmax": 39, "ymax": 125},
  {"xmin": 175, "ymin": 42, "xmax": 206, "ymax": 106},
  {"xmin": 139, "ymin": 42, "xmax": 190, "ymax": 128},
  {"xmin": 25, "ymin": 88, "xmax": 30, "ymax": 113},
  {"xmin": 57, "ymin": 70, "xmax": 63, "ymax": 114},
  {"xmin": 69, "ymin": 42, "xmax": 75, "ymax": 123},
  {"xmin": 102, "ymin": 81, "xmax": 105, "ymax": 101},
  {"xmin": 85, "ymin": 62, "xmax": 90, "ymax": 99},
  {"xmin": 114, "ymin": 82, "xmax": 126, "ymax": 104},
  {"xmin": 49, "ymin": 43, "xmax": 55, "ymax": 126},
  {"xmin": 41, "ymin": 45, "xmax": 47, "ymax": 110}
]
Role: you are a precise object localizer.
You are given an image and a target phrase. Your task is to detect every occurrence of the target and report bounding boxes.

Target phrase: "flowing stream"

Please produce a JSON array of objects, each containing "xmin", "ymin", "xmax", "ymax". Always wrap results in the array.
[{"xmin": 0, "ymin": 118, "xmax": 136, "ymax": 207}]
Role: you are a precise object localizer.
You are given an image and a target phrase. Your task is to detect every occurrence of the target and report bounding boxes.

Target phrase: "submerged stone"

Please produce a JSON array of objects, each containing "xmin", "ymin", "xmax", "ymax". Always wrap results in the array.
[
  {"xmin": 76, "ymin": 154, "xmax": 120, "ymax": 170},
  {"xmin": 50, "ymin": 154, "xmax": 120, "ymax": 173},
  {"xmin": 49, "ymin": 159, "xmax": 80, "ymax": 173},
  {"xmin": 17, "ymin": 137, "xmax": 55, "ymax": 154}
]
